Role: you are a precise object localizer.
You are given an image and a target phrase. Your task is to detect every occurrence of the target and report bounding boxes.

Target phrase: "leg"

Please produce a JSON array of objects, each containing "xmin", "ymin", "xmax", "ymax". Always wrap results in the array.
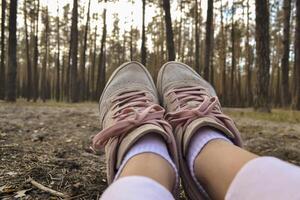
[
  {"xmin": 194, "ymin": 139, "xmax": 300, "ymax": 200},
  {"xmin": 93, "ymin": 62, "xmax": 179, "ymax": 199},
  {"xmin": 119, "ymin": 152, "xmax": 176, "ymax": 191},
  {"xmin": 194, "ymin": 139, "xmax": 257, "ymax": 200},
  {"xmin": 101, "ymin": 134, "xmax": 177, "ymax": 200}
]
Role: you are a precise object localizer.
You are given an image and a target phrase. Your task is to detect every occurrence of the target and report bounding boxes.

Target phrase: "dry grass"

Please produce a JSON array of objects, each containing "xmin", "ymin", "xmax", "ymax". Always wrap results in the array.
[{"xmin": 224, "ymin": 108, "xmax": 300, "ymax": 123}]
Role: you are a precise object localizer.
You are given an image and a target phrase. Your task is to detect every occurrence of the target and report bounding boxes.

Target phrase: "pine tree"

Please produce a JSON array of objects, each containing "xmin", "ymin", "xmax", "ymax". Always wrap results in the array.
[
  {"xmin": 254, "ymin": 0, "xmax": 271, "ymax": 112},
  {"xmin": 0, "ymin": 0, "xmax": 6, "ymax": 99},
  {"xmin": 69, "ymin": 0, "xmax": 79, "ymax": 102},
  {"xmin": 162, "ymin": 0, "xmax": 176, "ymax": 61},
  {"xmin": 96, "ymin": 0, "xmax": 107, "ymax": 99},
  {"xmin": 141, "ymin": 0, "xmax": 147, "ymax": 65},
  {"xmin": 6, "ymin": 0, "xmax": 18, "ymax": 102},
  {"xmin": 204, "ymin": 0, "xmax": 213, "ymax": 81},
  {"xmin": 292, "ymin": 0, "xmax": 300, "ymax": 109},
  {"xmin": 281, "ymin": 0, "xmax": 292, "ymax": 107}
]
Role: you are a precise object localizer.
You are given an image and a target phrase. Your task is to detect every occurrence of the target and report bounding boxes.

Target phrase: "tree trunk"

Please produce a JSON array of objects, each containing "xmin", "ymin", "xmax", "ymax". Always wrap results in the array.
[
  {"xmin": 281, "ymin": 0, "xmax": 292, "ymax": 107},
  {"xmin": 178, "ymin": 1, "xmax": 183, "ymax": 61},
  {"xmin": 292, "ymin": 0, "xmax": 300, "ymax": 109},
  {"xmin": 0, "ymin": 0, "xmax": 6, "ymax": 99},
  {"xmin": 41, "ymin": 8, "xmax": 49, "ymax": 102},
  {"xmin": 141, "ymin": 0, "xmax": 147, "ymax": 65},
  {"xmin": 130, "ymin": 1, "xmax": 133, "ymax": 61},
  {"xmin": 204, "ymin": 0, "xmax": 213, "ymax": 81},
  {"xmin": 210, "ymin": 15, "xmax": 215, "ymax": 87},
  {"xmin": 24, "ymin": 0, "xmax": 32, "ymax": 101},
  {"xmin": 96, "ymin": 1, "xmax": 107, "ymax": 100},
  {"xmin": 69, "ymin": 0, "xmax": 79, "ymax": 102},
  {"xmin": 220, "ymin": 0, "xmax": 227, "ymax": 105},
  {"xmin": 91, "ymin": 25, "xmax": 97, "ymax": 99},
  {"xmin": 6, "ymin": 0, "xmax": 18, "ymax": 102},
  {"xmin": 61, "ymin": 55, "xmax": 65, "ymax": 100},
  {"xmin": 162, "ymin": 0, "xmax": 176, "ymax": 61},
  {"xmin": 230, "ymin": 4, "xmax": 235, "ymax": 106},
  {"xmin": 254, "ymin": 0, "xmax": 271, "ymax": 112},
  {"xmin": 245, "ymin": 0, "xmax": 253, "ymax": 106},
  {"xmin": 195, "ymin": 0, "xmax": 200, "ymax": 73},
  {"xmin": 79, "ymin": 0, "xmax": 91, "ymax": 101},
  {"xmin": 55, "ymin": 2, "xmax": 60, "ymax": 102},
  {"xmin": 32, "ymin": 0, "xmax": 39, "ymax": 102}
]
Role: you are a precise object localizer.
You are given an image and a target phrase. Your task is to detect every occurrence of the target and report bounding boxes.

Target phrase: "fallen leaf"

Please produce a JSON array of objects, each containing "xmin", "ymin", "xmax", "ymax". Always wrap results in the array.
[
  {"xmin": 6, "ymin": 172, "xmax": 18, "ymax": 176},
  {"xmin": 14, "ymin": 189, "xmax": 31, "ymax": 198},
  {"xmin": 66, "ymin": 139, "xmax": 72, "ymax": 143},
  {"xmin": 0, "ymin": 185, "xmax": 15, "ymax": 194}
]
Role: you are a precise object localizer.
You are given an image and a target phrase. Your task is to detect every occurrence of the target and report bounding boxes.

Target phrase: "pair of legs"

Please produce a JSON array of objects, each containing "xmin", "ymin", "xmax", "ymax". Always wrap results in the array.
[
  {"xmin": 119, "ymin": 139, "xmax": 257, "ymax": 199},
  {"xmin": 96, "ymin": 62, "xmax": 300, "ymax": 200}
]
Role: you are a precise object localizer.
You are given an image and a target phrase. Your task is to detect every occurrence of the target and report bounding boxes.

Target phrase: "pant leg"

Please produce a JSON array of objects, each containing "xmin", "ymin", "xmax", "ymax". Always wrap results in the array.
[
  {"xmin": 100, "ymin": 176, "xmax": 174, "ymax": 200},
  {"xmin": 226, "ymin": 157, "xmax": 300, "ymax": 200}
]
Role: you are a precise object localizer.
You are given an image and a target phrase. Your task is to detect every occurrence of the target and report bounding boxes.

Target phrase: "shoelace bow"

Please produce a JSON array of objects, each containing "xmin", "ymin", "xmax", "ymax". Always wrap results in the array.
[
  {"xmin": 165, "ymin": 86, "xmax": 239, "ymax": 135},
  {"xmin": 92, "ymin": 90, "xmax": 172, "ymax": 150}
]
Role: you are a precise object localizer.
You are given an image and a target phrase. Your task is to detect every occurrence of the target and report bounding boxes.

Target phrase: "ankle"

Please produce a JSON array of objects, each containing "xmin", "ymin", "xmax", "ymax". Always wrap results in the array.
[
  {"xmin": 186, "ymin": 127, "xmax": 233, "ymax": 197},
  {"xmin": 116, "ymin": 133, "xmax": 178, "ymax": 192}
]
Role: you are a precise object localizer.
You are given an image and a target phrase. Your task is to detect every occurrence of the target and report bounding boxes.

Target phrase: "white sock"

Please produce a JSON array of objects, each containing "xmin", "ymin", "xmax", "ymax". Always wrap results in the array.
[
  {"xmin": 187, "ymin": 127, "xmax": 232, "ymax": 190},
  {"xmin": 115, "ymin": 133, "xmax": 178, "ymax": 191}
]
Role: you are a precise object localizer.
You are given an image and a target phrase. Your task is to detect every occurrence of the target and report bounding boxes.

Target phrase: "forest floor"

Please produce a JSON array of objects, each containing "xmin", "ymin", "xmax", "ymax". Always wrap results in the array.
[{"xmin": 1, "ymin": 100, "xmax": 300, "ymax": 199}]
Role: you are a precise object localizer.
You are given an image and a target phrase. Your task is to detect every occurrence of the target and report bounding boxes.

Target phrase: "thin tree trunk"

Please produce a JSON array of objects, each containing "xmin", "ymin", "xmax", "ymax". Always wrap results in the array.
[
  {"xmin": 220, "ymin": 0, "xmax": 227, "ymax": 105},
  {"xmin": 245, "ymin": 0, "xmax": 253, "ymax": 106},
  {"xmin": 162, "ymin": 0, "xmax": 176, "ymax": 61},
  {"xmin": 141, "ymin": 0, "xmax": 147, "ymax": 65},
  {"xmin": 91, "ymin": 25, "xmax": 97, "ymax": 99},
  {"xmin": 24, "ymin": 0, "xmax": 32, "ymax": 101},
  {"xmin": 195, "ymin": 0, "xmax": 200, "ymax": 74},
  {"xmin": 178, "ymin": 1, "xmax": 183, "ymax": 61},
  {"xmin": 66, "ymin": 36, "xmax": 71, "ymax": 101},
  {"xmin": 292, "ymin": 0, "xmax": 300, "ymax": 109},
  {"xmin": 55, "ymin": 2, "xmax": 60, "ymax": 102},
  {"xmin": 204, "ymin": 0, "xmax": 213, "ymax": 81},
  {"xmin": 79, "ymin": 0, "xmax": 91, "ymax": 101},
  {"xmin": 32, "ymin": 0, "xmax": 39, "ymax": 102},
  {"xmin": 281, "ymin": 0, "xmax": 292, "ymax": 107},
  {"xmin": 122, "ymin": 30, "xmax": 126, "ymax": 63},
  {"xmin": 0, "ymin": 0, "xmax": 6, "ymax": 99},
  {"xmin": 41, "ymin": 8, "xmax": 49, "ymax": 102},
  {"xmin": 276, "ymin": 62, "xmax": 281, "ymax": 106},
  {"xmin": 6, "ymin": 0, "xmax": 18, "ymax": 102},
  {"xmin": 210, "ymin": 14, "xmax": 215, "ymax": 87},
  {"xmin": 69, "ymin": 0, "xmax": 79, "ymax": 102},
  {"xmin": 130, "ymin": 1, "xmax": 133, "ymax": 61},
  {"xmin": 96, "ymin": 1, "xmax": 107, "ymax": 99},
  {"xmin": 61, "ymin": 54, "xmax": 65, "ymax": 100},
  {"xmin": 230, "ymin": 4, "xmax": 235, "ymax": 106},
  {"xmin": 254, "ymin": 0, "xmax": 271, "ymax": 112}
]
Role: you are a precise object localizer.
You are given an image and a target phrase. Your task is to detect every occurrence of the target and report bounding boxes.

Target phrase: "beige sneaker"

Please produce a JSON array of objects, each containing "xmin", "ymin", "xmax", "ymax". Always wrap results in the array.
[
  {"xmin": 92, "ymin": 62, "xmax": 179, "ymax": 194},
  {"xmin": 157, "ymin": 61, "xmax": 243, "ymax": 200}
]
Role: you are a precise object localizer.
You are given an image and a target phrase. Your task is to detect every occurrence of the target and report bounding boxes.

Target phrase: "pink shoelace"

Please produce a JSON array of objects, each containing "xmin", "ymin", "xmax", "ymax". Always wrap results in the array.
[
  {"xmin": 92, "ymin": 90, "xmax": 172, "ymax": 150},
  {"xmin": 165, "ymin": 86, "xmax": 240, "ymax": 137}
]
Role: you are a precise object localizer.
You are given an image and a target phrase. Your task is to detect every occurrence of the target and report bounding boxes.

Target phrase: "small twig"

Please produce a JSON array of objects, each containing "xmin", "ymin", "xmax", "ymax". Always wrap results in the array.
[
  {"xmin": 27, "ymin": 177, "xmax": 69, "ymax": 198},
  {"xmin": 65, "ymin": 193, "xmax": 86, "ymax": 200}
]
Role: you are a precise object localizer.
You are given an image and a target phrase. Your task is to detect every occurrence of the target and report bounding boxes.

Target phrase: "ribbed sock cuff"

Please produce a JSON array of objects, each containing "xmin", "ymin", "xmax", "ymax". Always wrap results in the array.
[
  {"xmin": 115, "ymin": 133, "xmax": 178, "ymax": 191},
  {"xmin": 187, "ymin": 127, "xmax": 232, "ymax": 190}
]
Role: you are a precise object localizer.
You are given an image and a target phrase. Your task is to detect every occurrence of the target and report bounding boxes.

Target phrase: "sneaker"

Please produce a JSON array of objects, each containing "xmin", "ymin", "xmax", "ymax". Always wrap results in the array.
[
  {"xmin": 157, "ymin": 61, "xmax": 243, "ymax": 200},
  {"xmin": 92, "ymin": 61, "xmax": 179, "ymax": 194}
]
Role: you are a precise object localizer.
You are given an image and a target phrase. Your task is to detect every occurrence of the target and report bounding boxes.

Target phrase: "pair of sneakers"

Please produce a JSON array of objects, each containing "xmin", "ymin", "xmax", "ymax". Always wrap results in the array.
[{"xmin": 92, "ymin": 61, "xmax": 243, "ymax": 199}]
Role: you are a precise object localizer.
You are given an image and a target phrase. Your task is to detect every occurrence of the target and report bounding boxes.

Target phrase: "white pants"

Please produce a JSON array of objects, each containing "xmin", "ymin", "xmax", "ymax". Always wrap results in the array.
[{"xmin": 101, "ymin": 157, "xmax": 300, "ymax": 200}]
